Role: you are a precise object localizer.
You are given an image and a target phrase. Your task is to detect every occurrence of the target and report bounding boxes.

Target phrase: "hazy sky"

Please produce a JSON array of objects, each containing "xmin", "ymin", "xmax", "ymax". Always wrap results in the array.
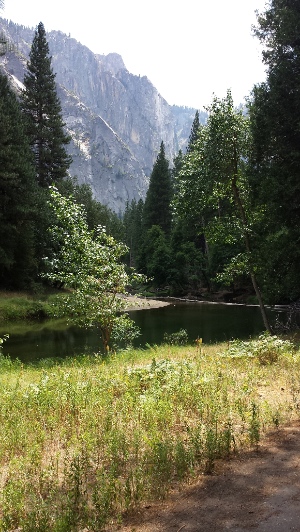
[{"xmin": 2, "ymin": 0, "xmax": 268, "ymax": 109}]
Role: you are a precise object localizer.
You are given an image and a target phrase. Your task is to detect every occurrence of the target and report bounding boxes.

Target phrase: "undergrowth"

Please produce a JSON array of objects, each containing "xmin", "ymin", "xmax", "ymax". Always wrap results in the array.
[
  {"xmin": 0, "ymin": 290, "xmax": 62, "ymax": 321},
  {"xmin": 0, "ymin": 336, "xmax": 299, "ymax": 531}
]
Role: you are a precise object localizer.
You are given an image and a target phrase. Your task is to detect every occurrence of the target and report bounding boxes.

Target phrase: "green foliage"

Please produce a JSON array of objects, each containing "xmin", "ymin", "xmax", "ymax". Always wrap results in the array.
[
  {"xmin": 143, "ymin": 141, "xmax": 172, "ymax": 236},
  {"xmin": 0, "ymin": 291, "xmax": 60, "ymax": 321},
  {"xmin": 226, "ymin": 333, "xmax": 295, "ymax": 365},
  {"xmin": 22, "ymin": 22, "xmax": 71, "ymax": 187},
  {"xmin": 57, "ymin": 177, "xmax": 124, "ymax": 240},
  {"xmin": 186, "ymin": 109, "xmax": 201, "ymax": 153},
  {"xmin": 0, "ymin": 72, "xmax": 39, "ymax": 289},
  {"xmin": 174, "ymin": 93, "xmax": 249, "ymax": 281},
  {"xmin": 44, "ymin": 187, "xmax": 139, "ymax": 352},
  {"xmin": 122, "ymin": 198, "xmax": 144, "ymax": 267},
  {"xmin": 138, "ymin": 225, "xmax": 171, "ymax": 287},
  {"xmin": 174, "ymin": 92, "xmax": 270, "ymax": 330},
  {"xmin": 249, "ymin": 0, "xmax": 300, "ymax": 302},
  {"xmin": 169, "ymin": 226, "xmax": 208, "ymax": 293},
  {"xmin": 163, "ymin": 328, "xmax": 189, "ymax": 345}
]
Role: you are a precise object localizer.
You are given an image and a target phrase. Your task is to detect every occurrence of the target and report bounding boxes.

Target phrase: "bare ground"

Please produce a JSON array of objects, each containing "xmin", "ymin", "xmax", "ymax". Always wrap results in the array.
[
  {"xmin": 113, "ymin": 421, "xmax": 300, "ymax": 532},
  {"xmin": 124, "ymin": 296, "xmax": 171, "ymax": 311}
]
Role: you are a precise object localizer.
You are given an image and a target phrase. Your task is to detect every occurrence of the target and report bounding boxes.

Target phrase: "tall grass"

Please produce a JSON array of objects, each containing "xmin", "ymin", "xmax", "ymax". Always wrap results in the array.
[
  {"xmin": 0, "ymin": 337, "xmax": 299, "ymax": 531},
  {"xmin": 0, "ymin": 290, "xmax": 62, "ymax": 321}
]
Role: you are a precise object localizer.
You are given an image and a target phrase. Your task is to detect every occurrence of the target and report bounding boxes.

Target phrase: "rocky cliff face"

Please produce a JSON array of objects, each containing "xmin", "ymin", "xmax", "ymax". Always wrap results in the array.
[{"xmin": 0, "ymin": 18, "xmax": 200, "ymax": 212}]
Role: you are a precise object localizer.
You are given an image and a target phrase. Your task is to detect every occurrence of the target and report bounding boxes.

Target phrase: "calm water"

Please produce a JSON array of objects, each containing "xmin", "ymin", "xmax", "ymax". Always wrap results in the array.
[{"xmin": 0, "ymin": 302, "xmax": 279, "ymax": 362}]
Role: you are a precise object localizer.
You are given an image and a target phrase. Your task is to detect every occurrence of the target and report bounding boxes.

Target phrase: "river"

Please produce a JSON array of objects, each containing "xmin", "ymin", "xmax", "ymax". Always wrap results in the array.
[{"xmin": 0, "ymin": 301, "xmax": 281, "ymax": 362}]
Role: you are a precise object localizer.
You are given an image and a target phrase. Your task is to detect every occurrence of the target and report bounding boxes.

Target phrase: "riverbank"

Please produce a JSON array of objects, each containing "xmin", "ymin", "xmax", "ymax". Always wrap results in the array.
[
  {"xmin": 0, "ymin": 336, "xmax": 299, "ymax": 530},
  {"xmin": 0, "ymin": 290, "xmax": 171, "ymax": 321},
  {"xmin": 124, "ymin": 295, "xmax": 171, "ymax": 311}
]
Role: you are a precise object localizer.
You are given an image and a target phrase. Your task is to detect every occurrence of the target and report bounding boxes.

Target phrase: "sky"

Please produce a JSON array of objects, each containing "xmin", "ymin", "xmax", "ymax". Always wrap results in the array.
[{"xmin": 2, "ymin": 0, "xmax": 268, "ymax": 110}]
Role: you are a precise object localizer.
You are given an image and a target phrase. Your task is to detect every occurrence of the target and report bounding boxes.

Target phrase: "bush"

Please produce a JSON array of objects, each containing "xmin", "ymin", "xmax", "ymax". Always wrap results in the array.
[
  {"xmin": 226, "ymin": 332, "xmax": 294, "ymax": 365},
  {"xmin": 163, "ymin": 328, "xmax": 189, "ymax": 346}
]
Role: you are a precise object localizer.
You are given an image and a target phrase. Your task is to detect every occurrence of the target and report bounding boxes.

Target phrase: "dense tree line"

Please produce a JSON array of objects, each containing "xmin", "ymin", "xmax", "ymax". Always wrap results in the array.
[
  {"xmin": 0, "ymin": 22, "xmax": 122, "ymax": 290},
  {"xmin": 1, "ymin": 1, "xmax": 300, "ymax": 311},
  {"xmin": 123, "ymin": 0, "xmax": 300, "ymax": 306}
]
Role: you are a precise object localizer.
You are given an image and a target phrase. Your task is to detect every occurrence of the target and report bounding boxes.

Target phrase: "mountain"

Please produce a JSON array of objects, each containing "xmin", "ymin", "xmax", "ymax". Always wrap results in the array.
[{"xmin": 0, "ymin": 18, "xmax": 204, "ymax": 212}]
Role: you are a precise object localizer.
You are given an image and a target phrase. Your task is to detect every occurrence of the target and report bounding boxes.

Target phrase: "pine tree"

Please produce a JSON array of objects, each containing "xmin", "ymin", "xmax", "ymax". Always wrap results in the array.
[
  {"xmin": 0, "ymin": 72, "xmax": 38, "ymax": 288},
  {"xmin": 187, "ymin": 110, "xmax": 200, "ymax": 152},
  {"xmin": 22, "ymin": 22, "xmax": 71, "ymax": 187},
  {"xmin": 123, "ymin": 198, "xmax": 144, "ymax": 267},
  {"xmin": 143, "ymin": 141, "xmax": 172, "ymax": 235}
]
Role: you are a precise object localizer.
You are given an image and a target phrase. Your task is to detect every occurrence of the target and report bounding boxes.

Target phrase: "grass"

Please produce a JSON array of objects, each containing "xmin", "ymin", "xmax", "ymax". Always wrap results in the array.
[
  {"xmin": 0, "ymin": 290, "xmax": 63, "ymax": 321},
  {"xmin": 0, "ymin": 335, "xmax": 299, "ymax": 531}
]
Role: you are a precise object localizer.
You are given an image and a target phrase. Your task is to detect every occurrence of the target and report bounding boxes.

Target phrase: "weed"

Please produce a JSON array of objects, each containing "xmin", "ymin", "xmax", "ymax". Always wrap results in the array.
[
  {"xmin": 163, "ymin": 328, "xmax": 189, "ymax": 345},
  {"xmin": 226, "ymin": 333, "xmax": 294, "ymax": 365},
  {"xmin": 0, "ymin": 339, "xmax": 298, "ymax": 529},
  {"xmin": 249, "ymin": 402, "xmax": 260, "ymax": 446}
]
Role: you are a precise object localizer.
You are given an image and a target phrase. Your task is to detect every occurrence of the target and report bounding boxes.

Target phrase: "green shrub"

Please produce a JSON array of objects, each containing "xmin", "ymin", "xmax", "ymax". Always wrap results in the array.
[
  {"xmin": 163, "ymin": 328, "xmax": 189, "ymax": 345},
  {"xmin": 226, "ymin": 332, "xmax": 294, "ymax": 365}
]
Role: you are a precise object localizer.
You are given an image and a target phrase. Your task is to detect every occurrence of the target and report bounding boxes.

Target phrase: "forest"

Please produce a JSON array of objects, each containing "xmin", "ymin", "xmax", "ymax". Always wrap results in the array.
[{"xmin": 1, "ymin": 1, "xmax": 300, "ymax": 334}]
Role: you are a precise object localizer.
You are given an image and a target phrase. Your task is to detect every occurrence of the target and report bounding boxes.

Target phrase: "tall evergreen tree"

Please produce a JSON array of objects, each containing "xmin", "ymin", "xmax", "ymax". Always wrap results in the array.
[
  {"xmin": 143, "ymin": 141, "xmax": 172, "ymax": 235},
  {"xmin": 22, "ymin": 22, "xmax": 71, "ymax": 187},
  {"xmin": 187, "ymin": 110, "xmax": 200, "ymax": 152},
  {"xmin": 0, "ymin": 73, "xmax": 38, "ymax": 288},
  {"xmin": 123, "ymin": 198, "xmax": 144, "ymax": 267},
  {"xmin": 249, "ymin": 0, "xmax": 300, "ymax": 302}
]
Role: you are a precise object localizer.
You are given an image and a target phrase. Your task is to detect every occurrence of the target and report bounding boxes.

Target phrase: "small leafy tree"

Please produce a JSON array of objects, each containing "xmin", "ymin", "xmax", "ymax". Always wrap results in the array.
[{"xmin": 44, "ymin": 187, "xmax": 140, "ymax": 352}]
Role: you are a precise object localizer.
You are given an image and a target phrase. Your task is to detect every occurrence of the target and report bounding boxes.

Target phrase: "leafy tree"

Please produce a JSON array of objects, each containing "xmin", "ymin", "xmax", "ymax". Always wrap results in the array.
[
  {"xmin": 249, "ymin": 0, "xmax": 300, "ymax": 302},
  {"xmin": 187, "ymin": 110, "xmax": 200, "ymax": 152},
  {"xmin": 0, "ymin": 72, "xmax": 38, "ymax": 288},
  {"xmin": 57, "ymin": 177, "xmax": 124, "ymax": 240},
  {"xmin": 175, "ymin": 92, "xmax": 271, "ymax": 331},
  {"xmin": 44, "ymin": 188, "xmax": 139, "ymax": 352},
  {"xmin": 143, "ymin": 141, "xmax": 172, "ymax": 236},
  {"xmin": 169, "ymin": 229, "xmax": 207, "ymax": 294},
  {"xmin": 22, "ymin": 22, "xmax": 71, "ymax": 187}
]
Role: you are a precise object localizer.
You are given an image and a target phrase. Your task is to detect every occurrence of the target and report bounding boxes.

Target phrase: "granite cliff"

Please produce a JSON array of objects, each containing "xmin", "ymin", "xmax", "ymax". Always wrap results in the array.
[{"xmin": 0, "ymin": 18, "xmax": 203, "ymax": 212}]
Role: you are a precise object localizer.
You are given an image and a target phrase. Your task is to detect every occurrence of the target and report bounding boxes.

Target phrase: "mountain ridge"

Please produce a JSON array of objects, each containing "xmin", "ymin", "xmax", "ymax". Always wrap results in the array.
[{"xmin": 0, "ymin": 18, "xmax": 204, "ymax": 211}]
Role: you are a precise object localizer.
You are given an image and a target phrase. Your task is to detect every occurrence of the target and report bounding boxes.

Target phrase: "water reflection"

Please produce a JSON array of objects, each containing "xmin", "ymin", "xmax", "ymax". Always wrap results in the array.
[
  {"xmin": 0, "ymin": 302, "xmax": 279, "ymax": 362},
  {"xmin": 130, "ymin": 302, "xmax": 267, "ymax": 347}
]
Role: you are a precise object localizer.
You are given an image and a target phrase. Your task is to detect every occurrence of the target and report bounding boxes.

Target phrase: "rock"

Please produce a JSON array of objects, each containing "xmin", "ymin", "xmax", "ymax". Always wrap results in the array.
[{"xmin": 0, "ymin": 18, "xmax": 205, "ymax": 212}]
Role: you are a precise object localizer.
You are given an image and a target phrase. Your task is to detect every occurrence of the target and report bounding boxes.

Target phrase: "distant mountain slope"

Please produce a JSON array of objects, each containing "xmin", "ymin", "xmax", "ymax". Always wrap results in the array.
[{"xmin": 0, "ymin": 18, "xmax": 204, "ymax": 211}]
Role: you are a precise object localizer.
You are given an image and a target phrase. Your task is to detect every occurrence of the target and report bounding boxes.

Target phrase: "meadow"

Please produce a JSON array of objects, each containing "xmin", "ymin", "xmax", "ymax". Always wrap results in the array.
[{"xmin": 0, "ymin": 333, "xmax": 299, "ymax": 531}]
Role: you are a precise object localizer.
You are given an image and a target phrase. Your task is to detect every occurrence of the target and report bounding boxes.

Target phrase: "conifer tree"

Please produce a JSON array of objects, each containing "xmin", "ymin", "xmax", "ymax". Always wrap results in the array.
[
  {"xmin": 22, "ymin": 22, "xmax": 71, "ymax": 187},
  {"xmin": 249, "ymin": 0, "xmax": 300, "ymax": 302},
  {"xmin": 0, "ymin": 73, "xmax": 38, "ymax": 288},
  {"xmin": 123, "ymin": 199, "xmax": 144, "ymax": 267},
  {"xmin": 187, "ymin": 110, "xmax": 200, "ymax": 152},
  {"xmin": 143, "ymin": 141, "xmax": 172, "ymax": 236}
]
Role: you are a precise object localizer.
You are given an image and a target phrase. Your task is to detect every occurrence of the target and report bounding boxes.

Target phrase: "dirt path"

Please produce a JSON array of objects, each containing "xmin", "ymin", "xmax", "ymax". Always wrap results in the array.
[{"xmin": 116, "ymin": 421, "xmax": 300, "ymax": 532}]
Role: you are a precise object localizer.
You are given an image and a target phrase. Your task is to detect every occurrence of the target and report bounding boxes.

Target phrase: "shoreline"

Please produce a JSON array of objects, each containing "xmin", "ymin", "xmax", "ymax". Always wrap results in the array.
[{"xmin": 124, "ymin": 295, "xmax": 171, "ymax": 311}]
